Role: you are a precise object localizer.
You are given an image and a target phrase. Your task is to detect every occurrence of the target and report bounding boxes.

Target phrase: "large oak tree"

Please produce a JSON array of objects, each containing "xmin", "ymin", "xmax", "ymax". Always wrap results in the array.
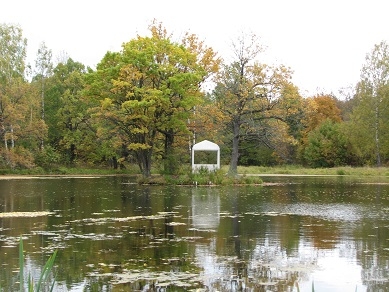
[
  {"xmin": 213, "ymin": 34, "xmax": 301, "ymax": 175},
  {"xmin": 88, "ymin": 22, "xmax": 219, "ymax": 177}
]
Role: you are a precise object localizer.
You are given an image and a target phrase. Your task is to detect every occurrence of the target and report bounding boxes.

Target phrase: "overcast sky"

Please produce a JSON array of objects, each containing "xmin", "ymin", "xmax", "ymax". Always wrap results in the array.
[{"xmin": 2, "ymin": 0, "xmax": 389, "ymax": 97}]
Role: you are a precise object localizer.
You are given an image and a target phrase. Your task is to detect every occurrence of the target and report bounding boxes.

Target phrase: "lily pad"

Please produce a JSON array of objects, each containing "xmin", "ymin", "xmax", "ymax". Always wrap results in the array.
[{"xmin": 0, "ymin": 211, "xmax": 53, "ymax": 218}]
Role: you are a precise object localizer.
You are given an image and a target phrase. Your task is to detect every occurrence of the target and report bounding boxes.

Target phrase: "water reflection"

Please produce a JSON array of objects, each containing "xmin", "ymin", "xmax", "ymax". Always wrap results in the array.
[
  {"xmin": 1, "ymin": 176, "xmax": 389, "ymax": 290},
  {"xmin": 191, "ymin": 187, "xmax": 220, "ymax": 230}
]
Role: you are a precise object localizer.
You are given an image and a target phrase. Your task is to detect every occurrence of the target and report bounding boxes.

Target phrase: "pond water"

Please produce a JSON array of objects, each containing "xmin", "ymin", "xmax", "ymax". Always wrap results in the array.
[{"xmin": 1, "ymin": 175, "xmax": 389, "ymax": 291}]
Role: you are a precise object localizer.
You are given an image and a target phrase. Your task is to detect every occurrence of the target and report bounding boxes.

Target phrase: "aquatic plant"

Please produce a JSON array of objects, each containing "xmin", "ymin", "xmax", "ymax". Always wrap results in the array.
[
  {"xmin": 136, "ymin": 168, "xmax": 263, "ymax": 185},
  {"xmin": 19, "ymin": 237, "xmax": 57, "ymax": 292}
]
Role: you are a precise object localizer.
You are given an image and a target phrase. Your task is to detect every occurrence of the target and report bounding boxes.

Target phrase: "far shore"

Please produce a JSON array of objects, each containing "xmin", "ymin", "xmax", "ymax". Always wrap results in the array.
[
  {"xmin": 1, "ymin": 165, "xmax": 389, "ymax": 180},
  {"xmin": 0, "ymin": 175, "xmax": 105, "ymax": 180},
  {"xmin": 0, "ymin": 165, "xmax": 389, "ymax": 180}
]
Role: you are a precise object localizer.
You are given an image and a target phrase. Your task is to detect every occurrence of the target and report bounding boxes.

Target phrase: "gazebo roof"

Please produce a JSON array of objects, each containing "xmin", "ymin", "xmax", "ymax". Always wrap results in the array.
[{"xmin": 192, "ymin": 140, "xmax": 219, "ymax": 151}]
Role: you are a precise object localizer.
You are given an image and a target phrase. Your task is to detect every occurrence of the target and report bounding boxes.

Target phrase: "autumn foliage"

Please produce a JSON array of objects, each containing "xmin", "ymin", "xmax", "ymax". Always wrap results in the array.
[{"xmin": 1, "ymin": 21, "xmax": 389, "ymax": 175}]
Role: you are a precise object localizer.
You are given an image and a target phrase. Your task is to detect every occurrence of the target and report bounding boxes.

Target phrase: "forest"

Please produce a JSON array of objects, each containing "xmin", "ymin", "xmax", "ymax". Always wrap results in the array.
[{"xmin": 1, "ymin": 21, "xmax": 389, "ymax": 177}]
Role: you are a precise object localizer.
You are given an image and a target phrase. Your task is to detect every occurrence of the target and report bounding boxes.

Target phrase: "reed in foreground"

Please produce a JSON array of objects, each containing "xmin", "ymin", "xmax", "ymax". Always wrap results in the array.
[{"xmin": 19, "ymin": 237, "xmax": 57, "ymax": 292}]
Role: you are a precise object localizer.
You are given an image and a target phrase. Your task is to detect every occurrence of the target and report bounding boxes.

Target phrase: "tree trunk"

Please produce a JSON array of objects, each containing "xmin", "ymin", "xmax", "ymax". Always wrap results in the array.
[
  {"xmin": 10, "ymin": 125, "xmax": 14, "ymax": 148},
  {"xmin": 229, "ymin": 120, "xmax": 240, "ymax": 176},
  {"xmin": 137, "ymin": 149, "xmax": 152, "ymax": 178},
  {"xmin": 41, "ymin": 78, "xmax": 45, "ymax": 149},
  {"xmin": 143, "ymin": 150, "xmax": 152, "ymax": 177},
  {"xmin": 3, "ymin": 125, "xmax": 7, "ymax": 150},
  {"xmin": 375, "ymin": 110, "xmax": 381, "ymax": 166},
  {"xmin": 111, "ymin": 156, "xmax": 118, "ymax": 169},
  {"xmin": 69, "ymin": 144, "xmax": 76, "ymax": 163},
  {"xmin": 375, "ymin": 96, "xmax": 381, "ymax": 166},
  {"xmin": 164, "ymin": 130, "xmax": 176, "ymax": 175}
]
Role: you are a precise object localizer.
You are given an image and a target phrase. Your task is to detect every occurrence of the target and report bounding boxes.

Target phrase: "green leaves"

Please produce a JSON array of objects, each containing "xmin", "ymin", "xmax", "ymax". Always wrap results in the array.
[
  {"xmin": 85, "ymin": 22, "xmax": 217, "ymax": 176},
  {"xmin": 303, "ymin": 120, "xmax": 351, "ymax": 167},
  {"xmin": 348, "ymin": 41, "xmax": 389, "ymax": 166},
  {"xmin": 0, "ymin": 24, "xmax": 27, "ymax": 84}
]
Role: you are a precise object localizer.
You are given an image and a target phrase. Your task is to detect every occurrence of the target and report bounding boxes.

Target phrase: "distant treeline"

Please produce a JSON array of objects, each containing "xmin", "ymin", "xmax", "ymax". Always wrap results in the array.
[{"xmin": 0, "ymin": 22, "xmax": 388, "ymax": 177}]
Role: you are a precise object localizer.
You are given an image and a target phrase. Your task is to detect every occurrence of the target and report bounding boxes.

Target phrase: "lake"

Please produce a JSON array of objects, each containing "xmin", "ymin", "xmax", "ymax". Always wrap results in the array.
[{"xmin": 1, "ymin": 175, "xmax": 389, "ymax": 291}]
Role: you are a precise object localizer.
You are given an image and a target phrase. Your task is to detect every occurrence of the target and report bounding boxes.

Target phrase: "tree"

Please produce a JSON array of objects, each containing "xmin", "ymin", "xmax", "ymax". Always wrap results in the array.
[
  {"xmin": 303, "ymin": 120, "xmax": 354, "ymax": 167},
  {"xmin": 0, "ymin": 24, "xmax": 26, "ymax": 84},
  {"xmin": 349, "ymin": 41, "xmax": 389, "ymax": 166},
  {"xmin": 44, "ymin": 58, "xmax": 89, "ymax": 164},
  {"xmin": 87, "ymin": 22, "xmax": 219, "ymax": 177},
  {"xmin": 0, "ymin": 24, "xmax": 41, "ymax": 168},
  {"xmin": 297, "ymin": 94, "xmax": 343, "ymax": 162},
  {"xmin": 0, "ymin": 24, "xmax": 27, "ymax": 148},
  {"xmin": 159, "ymin": 25, "xmax": 220, "ymax": 173},
  {"xmin": 83, "ymin": 52, "xmax": 123, "ymax": 167},
  {"xmin": 304, "ymin": 94, "xmax": 342, "ymax": 133},
  {"xmin": 213, "ymin": 34, "xmax": 299, "ymax": 175},
  {"xmin": 34, "ymin": 42, "xmax": 53, "ymax": 148}
]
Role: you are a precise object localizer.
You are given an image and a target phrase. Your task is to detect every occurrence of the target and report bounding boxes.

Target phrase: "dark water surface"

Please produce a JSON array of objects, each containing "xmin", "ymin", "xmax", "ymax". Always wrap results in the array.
[{"xmin": 1, "ymin": 175, "xmax": 389, "ymax": 291}]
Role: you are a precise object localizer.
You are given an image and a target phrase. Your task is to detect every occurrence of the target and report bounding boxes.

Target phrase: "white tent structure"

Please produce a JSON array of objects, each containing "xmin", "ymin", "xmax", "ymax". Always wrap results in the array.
[{"xmin": 191, "ymin": 140, "xmax": 220, "ymax": 172}]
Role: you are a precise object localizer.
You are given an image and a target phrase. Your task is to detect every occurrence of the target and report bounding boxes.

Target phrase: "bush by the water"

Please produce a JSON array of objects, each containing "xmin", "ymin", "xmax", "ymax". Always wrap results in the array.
[{"xmin": 137, "ymin": 168, "xmax": 263, "ymax": 186}]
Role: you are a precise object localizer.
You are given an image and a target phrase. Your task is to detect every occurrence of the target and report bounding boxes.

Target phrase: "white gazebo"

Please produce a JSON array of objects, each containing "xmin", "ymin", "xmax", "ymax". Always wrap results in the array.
[{"xmin": 191, "ymin": 140, "xmax": 220, "ymax": 172}]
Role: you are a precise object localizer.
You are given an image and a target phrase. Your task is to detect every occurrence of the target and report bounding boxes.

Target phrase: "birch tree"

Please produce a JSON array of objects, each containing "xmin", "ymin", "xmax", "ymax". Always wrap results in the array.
[
  {"xmin": 0, "ymin": 24, "xmax": 26, "ymax": 84},
  {"xmin": 350, "ymin": 41, "xmax": 389, "ymax": 165},
  {"xmin": 0, "ymin": 24, "xmax": 28, "ymax": 165},
  {"xmin": 34, "ymin": 42, "xmax": 53, "ymax": 148}
]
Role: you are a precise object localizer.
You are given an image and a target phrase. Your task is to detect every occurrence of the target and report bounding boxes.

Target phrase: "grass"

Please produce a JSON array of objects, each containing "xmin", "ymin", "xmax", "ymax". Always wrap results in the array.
[
  {"xmin": 137, "ymin": 165, "xmax": 389, "ymax": 185},
  {"xmin": 19, "ymin": 237, "xmax": 57, "ymax": 292},
  {"xmin": 230, "ymin": 165, "xmax": 389, "ymax": 177},
  {"xmin": 2, "ymin": 164, "xmax": 389, "ymax": 179},
  {"xmin": 0, "ymin": 164, "xmax": 140, "ymax": 176}
]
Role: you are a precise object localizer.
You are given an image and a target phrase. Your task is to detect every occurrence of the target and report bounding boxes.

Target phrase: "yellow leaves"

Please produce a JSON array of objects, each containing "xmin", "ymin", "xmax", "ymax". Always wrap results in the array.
[
  {"xmin": 110, "ymin": 65, "xmax": 145, "ymax": 97},
  {"xmin": 130, "ymin": 127, "xmax": 149, "ymax": 135},
  {"xmin": 88, "ymin": 20, "xmax": 222, "ymax": 176},
  {"xmin": 181, "ymin": 30, "xmax": 220, "ymax": 78},
  {"xmin": 190, "ymin": 103, "xmax": 226, "ymax": 139},
  {"xmin": 122, "ymin": 98, "xmax": 156, "ymax": 114},
  {"xmin": 148, "ymin": 19, "xmax": 169, "ymax": 40},
  {"xmin": 101, "ymin": 98, "xmax": 113, "ymax": 109},
  {"xmin": 127, "ymin": 143, "xmax": 151, "ymax": 150},
  {"xmin": 305, "ymin": 94, "xmax": 342, "ymax": 132}
]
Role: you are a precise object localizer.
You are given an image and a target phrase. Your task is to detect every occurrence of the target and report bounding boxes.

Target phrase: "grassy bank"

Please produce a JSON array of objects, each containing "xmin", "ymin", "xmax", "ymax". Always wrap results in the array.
[
  {"xmin": 138, "ymin": 168, "xmax": 263, "ymax": 186},
  {"xmin": 1, "ymin": 165, "xmax": 389, "ymax": 178},
  {"xmin": 139, "ymin": 165, "xmax": 389, "ymax": 185},
  {"xmin": 0, "ymin": 166, "xmax": 139, "ymax": 176},
  {"xmin": 229, "ymin": 165, "xmax": 389, "ymax": 177}
]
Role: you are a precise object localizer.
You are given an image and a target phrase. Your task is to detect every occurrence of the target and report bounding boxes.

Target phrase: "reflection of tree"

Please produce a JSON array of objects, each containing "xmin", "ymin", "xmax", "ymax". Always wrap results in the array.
[
  {"xmin": 194, "ymin": 235, "xmax": 313, "ymax": 291},
  {"xmin": 357, "ymin": 229, "xmax": 389, "ymax": 291},
  {"xmin": 231, "ymin": 187, "xmax": 241, "ymax": 258},
  {"xmin": 355, "ymin": 183, "xmax": 389, "ymax": 290},
  {"xmin": 303, "ymin": 218, "xmax": 340, "ymax": 249},
  {"xmin": 191, "ymin": 186, "xmax": 313, "ymax": 291}
]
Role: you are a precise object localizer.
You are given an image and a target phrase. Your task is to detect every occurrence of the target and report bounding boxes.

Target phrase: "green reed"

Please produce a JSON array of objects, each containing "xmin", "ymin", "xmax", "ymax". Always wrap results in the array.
[{"xmin": 19, "ymin": 237, "xmax": 57, "ymax": 292}]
